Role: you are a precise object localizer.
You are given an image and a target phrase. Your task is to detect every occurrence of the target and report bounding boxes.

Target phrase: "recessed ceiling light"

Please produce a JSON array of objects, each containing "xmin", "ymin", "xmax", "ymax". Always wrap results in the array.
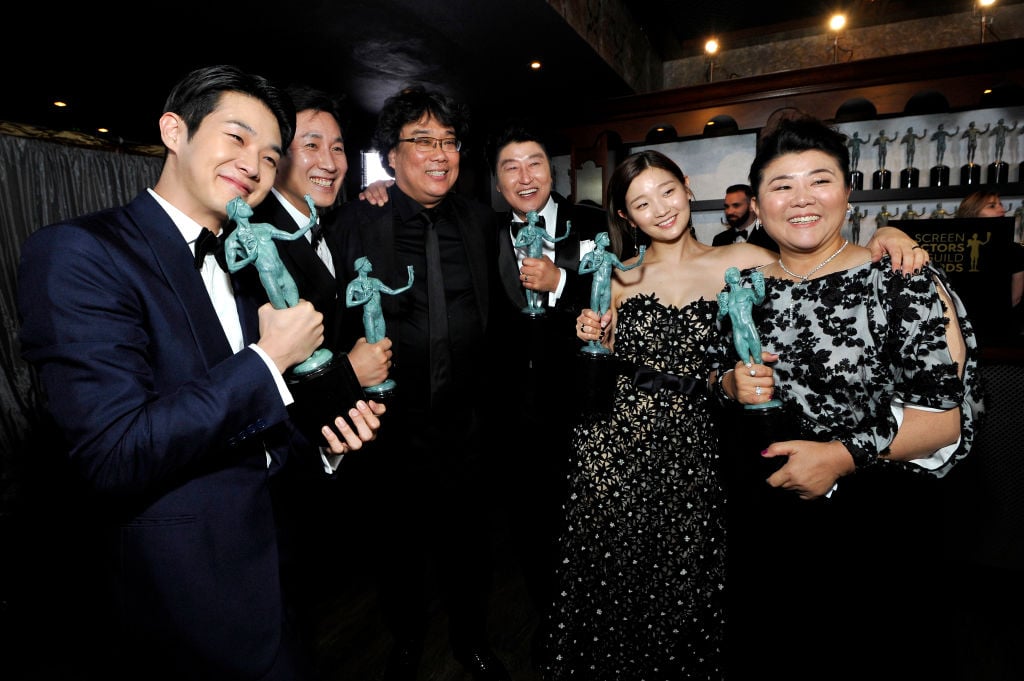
[
  {"xmin": 530, "ymin": 61, "xmax": 542, "ymax": 70},
  {"xmin": 53, "ymin": 101, "xmax": 67, "ymax": 108}
]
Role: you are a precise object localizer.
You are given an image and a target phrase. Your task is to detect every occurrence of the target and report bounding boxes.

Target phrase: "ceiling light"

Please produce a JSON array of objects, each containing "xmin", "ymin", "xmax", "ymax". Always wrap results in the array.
[
  {"xmin": 829, "ymin": 14, "xmax": 848, "ymax": 64},
  {"xmin": 53, "ymin": 101, "xmax": 67, "ymax": 108},
  {"xmin": 530, "ymin": 61, "xmax": 542, "ymax": 70},
  {"xmin": 704, "ymin": 39, "xmax": 719, "ymax": 83}
]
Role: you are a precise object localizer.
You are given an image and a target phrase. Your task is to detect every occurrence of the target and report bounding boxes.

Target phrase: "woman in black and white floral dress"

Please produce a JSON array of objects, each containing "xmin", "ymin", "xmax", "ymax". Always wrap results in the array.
[{"xmin": 712, "ymin": 114, "xmax": 984, "ymax": 681}]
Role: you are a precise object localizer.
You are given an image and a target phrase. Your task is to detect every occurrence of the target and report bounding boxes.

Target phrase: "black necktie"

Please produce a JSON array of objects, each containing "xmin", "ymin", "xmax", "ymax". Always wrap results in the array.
[
  {"xmin": 194, "ymin": 228, "xmax": 227, "ymax": 271},
  {"xmin": 422, "ymin": 209, "xmax": 451, "ymax": 404}
]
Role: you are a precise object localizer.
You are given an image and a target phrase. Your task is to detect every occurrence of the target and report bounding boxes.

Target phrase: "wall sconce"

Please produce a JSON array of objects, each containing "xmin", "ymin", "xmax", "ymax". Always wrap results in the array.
[
  {"xmin": 828, "ymin": 14, "xmax": 847, "ymax": 64},
  {"xmin": 704, "ymin": 39, "xmax": 719, "ymax": 82},
  {"xmin": 976, "ymin": 0, "xmax": 997, "ymax": 43}
]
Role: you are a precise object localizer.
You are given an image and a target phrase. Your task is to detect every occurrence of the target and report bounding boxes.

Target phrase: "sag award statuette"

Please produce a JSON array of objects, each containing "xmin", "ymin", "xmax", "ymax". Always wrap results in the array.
[
  {"xmin": 987, "ymin": 118, "xmax": 1017, "ymax": 185},
  {"xmin": 929, "ymin": 123, "xmax": 958, "ymax": 187},
  {"xmin": 846, "ymin": 131, "xmax": 869, "ymax": 191},
  {"xmin": 575, "ymin": 232, "xmax": 644, "ymax": 414},
  {"xmin": 898, "ymin": 126, "xmax": 926, "ymax": 189},
  {"xmin": 514, "ymin": 209, "xmax": 570, "ymax": 316},
  {"xmin": 224, "ymin": 195, "xmax": 348, "ymax": 443},
  {"xmin": 871, "ymin": 129, "xmax": 897, "ymax": 190},
  {"xmin": 960, "ymin": 121, "xmax": 989, "ymax": 186},
  {"xmin": 344, "ymin": 257, "xmax": 414, "ymax": 402},
  {"xmin": 716, "ymin": 267, "xmax": 797, "ymax": 477}
]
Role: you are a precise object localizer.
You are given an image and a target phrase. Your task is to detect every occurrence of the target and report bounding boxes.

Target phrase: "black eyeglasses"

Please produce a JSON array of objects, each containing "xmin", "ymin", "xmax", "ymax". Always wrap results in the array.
[{"xmin": 398, "ymin": 136, "xmax": 462, "ymax": 153}]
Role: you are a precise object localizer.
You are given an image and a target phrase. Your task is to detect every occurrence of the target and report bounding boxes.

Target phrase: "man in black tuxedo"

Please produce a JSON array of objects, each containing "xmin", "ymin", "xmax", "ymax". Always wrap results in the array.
[
  {"xmin": 711, "ymin": 183, "xmax": 778, "ymax": 251},
  {"xmin": 487, "ymin": 122, "xmax": 605, "ymax": 659},
  {"xmin": 241, "ymin": 83, "xmax": 394, "ymax": 663},
  {"xmin": 329, "ymin": 85, "xmax": 511, "ymax": 681}
]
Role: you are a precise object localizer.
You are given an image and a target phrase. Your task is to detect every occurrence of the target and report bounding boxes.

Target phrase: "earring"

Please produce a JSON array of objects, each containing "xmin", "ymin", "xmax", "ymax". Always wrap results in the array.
[
  {"xmin": 846, "ymin": 203, "xmax": 854, "ymax": 216},
  {"xmin": 631, "ymin": 225, "xmax": 639, "ymax": 256}
]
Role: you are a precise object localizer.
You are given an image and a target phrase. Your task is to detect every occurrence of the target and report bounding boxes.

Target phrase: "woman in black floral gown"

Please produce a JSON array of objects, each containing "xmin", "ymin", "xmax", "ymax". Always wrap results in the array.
[{"xmin": 711, "ymin": 114, "xmax": 984, "ymax": 681}]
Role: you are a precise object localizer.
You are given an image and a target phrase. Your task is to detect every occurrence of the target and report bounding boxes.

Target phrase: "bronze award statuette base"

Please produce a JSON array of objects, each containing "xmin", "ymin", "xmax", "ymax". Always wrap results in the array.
[
  {"xmin": 987, "ymin": 161, "xmax": 1009, "ymax": 185},
  {"xmin": 729, "ymin": 400, "xmax": 800, "ymax": 482},
  {"xmin": 575, "ymin": 349, "xmax": 619, "ymax": 416},
  {"xmin": 929, "ymin": 165, "xmax": 951, "ymax": 187},
  {"xmin": 871, "ymin": 169, "xmax": 892, "ymax": 190},
  {"xmin": 363, "ymin": 379, "xmax": 396, "ymax": 405},
  {"xmin": 285, "ymin": 352, "xmax": 364, "ymax": 444},
  {"xmin": 899, "ymin": 167, "xmax": 919, "ymax": 189},
  {"xmin": 850, "ymin": 170, "xmax": 863, "ymax": 191},
  {"xmin": 960, "ymin": 163, "xmax": 981, "ymax": 186}
]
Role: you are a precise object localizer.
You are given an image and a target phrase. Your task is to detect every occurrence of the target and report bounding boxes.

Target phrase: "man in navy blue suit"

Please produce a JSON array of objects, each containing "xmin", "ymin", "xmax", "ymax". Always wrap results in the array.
[{"xmin": 17, "ymin": 64, "xmax": 384, "ymax": 681}]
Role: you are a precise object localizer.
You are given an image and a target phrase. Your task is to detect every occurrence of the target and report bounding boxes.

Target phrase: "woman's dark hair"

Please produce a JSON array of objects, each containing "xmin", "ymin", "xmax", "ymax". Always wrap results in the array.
[
  {"xmin": 163, "ymin": 64, "xmax": 295, "ymax": 150},
  {"xmin": 374, "ymin": 85, "xmax": 469, "ymax": 177},
  {"xmin": 955, "ymin": 188, "xmax": 1001, "ymax": 218},
  {"xmin": 749, "ymin": 114, "xmax": 851, "ymax": 195},
  {"xmin": 606, "ymin": 150, "xmax": 694, "ymax": 257}
]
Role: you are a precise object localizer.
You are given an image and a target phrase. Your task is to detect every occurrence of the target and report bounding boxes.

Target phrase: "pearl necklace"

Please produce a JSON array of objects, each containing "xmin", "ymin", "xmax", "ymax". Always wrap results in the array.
[{"xmin": 777, "ymin": 240, "xmax": 850, "ymax": 282}]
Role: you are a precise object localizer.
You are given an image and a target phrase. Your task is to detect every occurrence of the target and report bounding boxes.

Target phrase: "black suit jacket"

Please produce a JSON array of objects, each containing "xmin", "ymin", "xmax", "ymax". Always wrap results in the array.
[
  {"xmin": 248, "ymin": 194, "xmax": 342, "ymax": 349},
  {"xmin": 491, "ymin": 193, "xmax": 606, "ymax": 422},
  {"xmin": 328, "ymin": 184, "xmax": 496, "ymax": 431},
  {"xmin": 711, "ymin": 224, "xmax": 779, "ymax": 251}
]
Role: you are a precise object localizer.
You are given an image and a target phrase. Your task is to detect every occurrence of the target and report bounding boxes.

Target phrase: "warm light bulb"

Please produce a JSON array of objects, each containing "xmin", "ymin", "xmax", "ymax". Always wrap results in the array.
[
  {"xmin": 705, "ymin": 39, "xmax": 719, "ymax": 55},
  {"xmin": 829, "ymin": 14, "xmax": 846, "ymax": 32},
  {"xmin": 53, "ymin": 101, "xmax": 67, "ymax": 108},
  {"xmin": 530, "ymin": 61, "xmax": 542, "ymax": 70},
  {"xmin": 978, "ymin": 0, "xmax": 996, "ymax": 7}
]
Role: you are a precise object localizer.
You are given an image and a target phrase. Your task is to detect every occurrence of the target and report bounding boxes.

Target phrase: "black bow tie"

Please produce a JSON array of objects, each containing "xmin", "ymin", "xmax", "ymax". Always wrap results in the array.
[
  {"xmin": 310, "ymin": 221, "xmax": 324, "ymax": 249},
  {"xmin": 512, "ymin": 215, "xmax": 545, "ymax": 233},
  {"xmin": 193, "ymin": 228, "xmax": 227, "ymax": 271},
  {"xmin": 735, "ymin": 229, "xmax": 748, "ymax": 241}
]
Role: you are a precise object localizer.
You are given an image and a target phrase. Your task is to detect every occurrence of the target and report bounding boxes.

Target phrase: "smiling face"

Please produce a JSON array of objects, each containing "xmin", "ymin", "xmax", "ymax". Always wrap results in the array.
[
  {"xmin": 495, "ymin": 140, "xmax": 553, "ymax": 220},
  {"xmin": 277, "ymin": 109, "xmax": 347, "ymax": 213},
  {"xmin": 388, "ymin": 113, "xmax": 459, "ymax": 208},
  {"xmin": 752, "ymin": 149, "xmax": 851, "ymax": 254},
  {"xmin": 158, "ymin": 90, "xmax": 283, "ymax": 231},
  {"xmin": 620, "ymin": 167, "xmax": 691, "ymax": 243}
]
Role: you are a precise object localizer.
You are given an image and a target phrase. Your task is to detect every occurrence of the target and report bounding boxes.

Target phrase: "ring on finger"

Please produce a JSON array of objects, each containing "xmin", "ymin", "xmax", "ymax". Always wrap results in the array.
[{"xmin": 755, "ymin": 385, "xmax": 763, "ymax": 396}]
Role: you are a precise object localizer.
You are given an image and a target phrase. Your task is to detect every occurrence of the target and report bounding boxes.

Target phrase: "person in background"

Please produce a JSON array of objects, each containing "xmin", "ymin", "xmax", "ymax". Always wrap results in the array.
[
  {"xmin": 711, "ymin": 113, "xmax": 983, "ymax": 681},
  {"xmin": 15, "ymin": 64, "xmax": 384, "ymax": 681},
  {"xmin": 956, "ymin": 188, "xmax": 1024, "ymax": 315},
  {"xmin": 328, "ymin": 85, "xmax": 512, "ymax": 681},
  {"xmin": 486, "ymin": 121, "xmax": 605, "ymax": 666},
  {"xmin": 558, "ymin": 148, "xmax": 929, "ymax": 680},
  {"xmin": 711, "ymin": 183, "xmax": 778, "ymax": 250}
]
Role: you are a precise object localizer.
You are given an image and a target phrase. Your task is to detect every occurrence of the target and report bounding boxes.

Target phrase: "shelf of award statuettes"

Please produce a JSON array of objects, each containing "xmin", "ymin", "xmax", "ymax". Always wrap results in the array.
[{"xmin": 847, "ymin": 161, "xmax": 1024, "ymax": 203}]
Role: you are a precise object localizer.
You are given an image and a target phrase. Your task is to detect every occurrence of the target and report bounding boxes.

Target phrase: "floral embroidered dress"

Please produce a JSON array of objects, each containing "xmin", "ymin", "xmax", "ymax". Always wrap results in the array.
[
  {"xmin": 710, "ymin": 257, "xmax": 983, "ymax": 475},
  {"xmin": 544, "ymin": 294, "xmax": 727, "ymax": 681}
]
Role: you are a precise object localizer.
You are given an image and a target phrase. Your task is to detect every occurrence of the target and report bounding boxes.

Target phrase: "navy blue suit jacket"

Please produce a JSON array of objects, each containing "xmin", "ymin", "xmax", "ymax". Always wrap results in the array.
[{"xmin": 17, "ymin": 190, "xmax": 319, "ymax": 679}]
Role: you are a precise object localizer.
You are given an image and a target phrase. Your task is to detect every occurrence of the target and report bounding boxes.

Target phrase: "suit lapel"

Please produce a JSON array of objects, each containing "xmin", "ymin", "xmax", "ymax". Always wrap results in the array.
[
  {"xmin": 498, "ymin": 212, "xmax": 527, "ymax": 307},
  {"xmin": 126, "ymin": 193, "xmax": 237, "ymax": 365}
]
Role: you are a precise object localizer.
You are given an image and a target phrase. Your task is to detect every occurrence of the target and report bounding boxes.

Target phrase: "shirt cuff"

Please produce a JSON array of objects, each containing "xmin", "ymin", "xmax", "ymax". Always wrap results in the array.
[{"xmin": 249, "ymin": 343, "xmax": 294, "ymax": 406}]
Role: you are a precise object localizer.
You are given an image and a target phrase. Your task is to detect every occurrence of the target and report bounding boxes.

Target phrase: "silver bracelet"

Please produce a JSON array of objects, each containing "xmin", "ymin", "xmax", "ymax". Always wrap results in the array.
[{"xmin": 716, "ymin": 368, "xmax": 736, "ymax": 403}]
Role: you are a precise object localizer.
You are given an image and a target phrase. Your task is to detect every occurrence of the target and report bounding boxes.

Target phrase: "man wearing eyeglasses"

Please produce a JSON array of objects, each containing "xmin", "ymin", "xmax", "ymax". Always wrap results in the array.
[{"xmin": 328, "ymin": 86, "xmax": 510, "ymax": 681}]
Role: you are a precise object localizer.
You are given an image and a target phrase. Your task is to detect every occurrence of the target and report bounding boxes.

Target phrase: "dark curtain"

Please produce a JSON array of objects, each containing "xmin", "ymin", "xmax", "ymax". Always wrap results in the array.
[
  {"xmin": 0, "ymin": 132, "xmax": 160, "ymax": 502},
  {"xmin": 0, "ymin": 131, "xmax": 161, "ymax": 678}
]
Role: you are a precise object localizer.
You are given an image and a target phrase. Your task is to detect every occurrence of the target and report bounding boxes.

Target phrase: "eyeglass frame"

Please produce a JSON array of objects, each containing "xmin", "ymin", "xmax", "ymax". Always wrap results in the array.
[{"xmin": 397, "ymin": 136, "xmax": 462, "ymax": 153}]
